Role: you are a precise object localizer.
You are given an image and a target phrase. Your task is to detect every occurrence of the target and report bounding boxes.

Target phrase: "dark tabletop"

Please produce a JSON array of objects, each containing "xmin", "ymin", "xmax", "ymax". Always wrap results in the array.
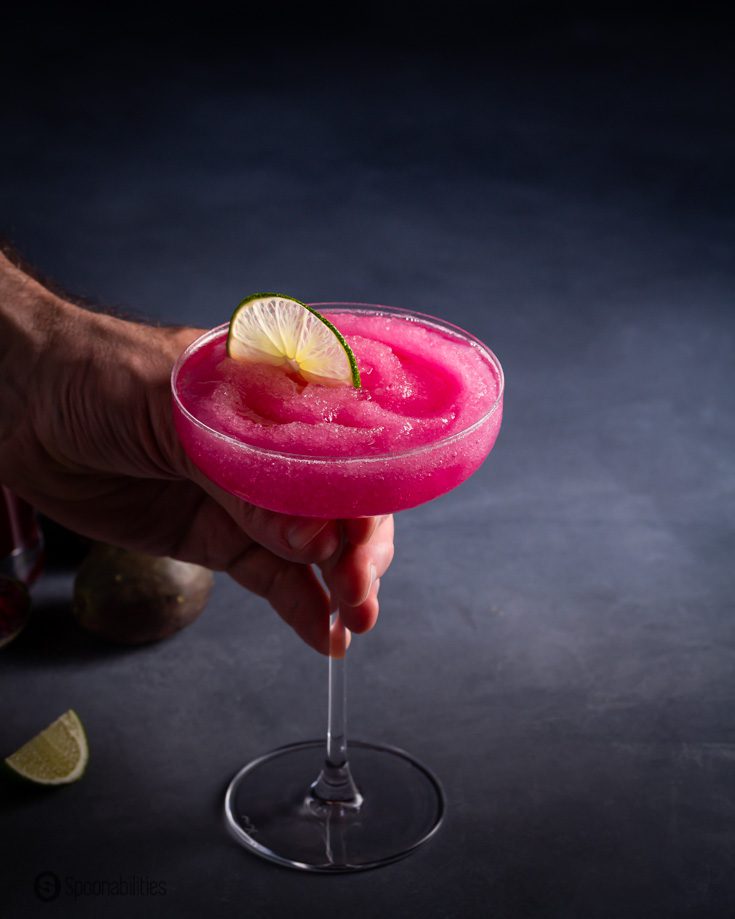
[{"xmin": 2, "ymin": 12, "xmax": 734, "ymax": 919}]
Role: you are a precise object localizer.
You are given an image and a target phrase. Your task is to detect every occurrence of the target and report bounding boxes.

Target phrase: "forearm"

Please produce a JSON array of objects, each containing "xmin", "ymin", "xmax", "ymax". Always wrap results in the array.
[
  {"xmin": 0, "ymin": 251, "xmax": 200, "ymax": 497},
  {"xmin": 0, "ymin": 252, "xmax": 72, "ymax": 444}
]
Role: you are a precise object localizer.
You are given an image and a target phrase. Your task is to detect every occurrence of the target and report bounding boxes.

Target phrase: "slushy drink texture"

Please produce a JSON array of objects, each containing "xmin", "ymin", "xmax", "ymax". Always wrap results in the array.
[{"xmin": 172, "ymin": 308, "xmax": 503, "ymax": 518}]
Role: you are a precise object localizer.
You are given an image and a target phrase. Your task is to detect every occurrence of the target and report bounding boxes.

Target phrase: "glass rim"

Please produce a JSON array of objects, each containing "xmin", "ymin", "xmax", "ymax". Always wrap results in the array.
[{"xmin": 170, "ymin": 303, "xmax": 504, "ymax": 465}]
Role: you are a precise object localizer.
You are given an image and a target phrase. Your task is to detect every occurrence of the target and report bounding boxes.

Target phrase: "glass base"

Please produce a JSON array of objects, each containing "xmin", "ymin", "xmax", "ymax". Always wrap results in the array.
[{"xmin": 224, "ymin": 740, "xmax": 444, "ymax": 873}]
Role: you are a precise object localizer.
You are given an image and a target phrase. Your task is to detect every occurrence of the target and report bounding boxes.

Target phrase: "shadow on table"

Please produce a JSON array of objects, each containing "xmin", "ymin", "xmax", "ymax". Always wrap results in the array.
[
  {"xmin": 3, "ymin": 598, "xmax": 141, "ymax": 667},
  {"xmin": 39, "ymin": 517, "xmax": 92, "ymax": 572},
  {"xmin": 0, "ymin": 767, "xmax": 67, "ymax": 812}
]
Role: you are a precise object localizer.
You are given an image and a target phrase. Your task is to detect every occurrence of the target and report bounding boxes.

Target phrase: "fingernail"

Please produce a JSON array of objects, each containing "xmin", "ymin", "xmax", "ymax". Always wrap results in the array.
[
  {"xmin": 287, "ymin": 519, "xmax": 327, "ymax": 550},
  {"xmin": 329, "ymin": 617, "xmax": 351, "ymax": 658},
  {"xmin": 370, "ymin": 515, "xmax": 390, "ymax": 535},
  {"xmin": 374, "ymin": 578, "xmax": 381, "ymax": 598},
  {"xmin": 357, "ymin": 564, "xmax": 377, "ymax": 605}
]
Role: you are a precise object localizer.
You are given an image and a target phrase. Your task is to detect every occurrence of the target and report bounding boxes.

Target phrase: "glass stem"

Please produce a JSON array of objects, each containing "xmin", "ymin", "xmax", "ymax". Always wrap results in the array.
[
  {"xmin": 327, "ymin": 618, "xmax": 347, "ymax": 767},
  {"xmin": 310, "ymin": 614, "xmax": 362, "ymax": 807}
]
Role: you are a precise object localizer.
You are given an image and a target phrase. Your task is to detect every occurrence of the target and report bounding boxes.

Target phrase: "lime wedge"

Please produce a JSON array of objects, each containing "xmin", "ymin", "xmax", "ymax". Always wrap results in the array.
[
  {"xmin": 227, "ymin": 292, "xmax": 361, "ymax": 388},
  {"xmin": 5, "ymin": 710, "xmax": 88, "ymax": 785}
]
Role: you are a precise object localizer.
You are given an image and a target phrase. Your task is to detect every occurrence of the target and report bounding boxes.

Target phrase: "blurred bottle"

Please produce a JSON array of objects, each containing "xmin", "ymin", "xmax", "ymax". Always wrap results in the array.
[{"xmin": 0, "ymin": 487, "xmax": 44, "ymax": 585}]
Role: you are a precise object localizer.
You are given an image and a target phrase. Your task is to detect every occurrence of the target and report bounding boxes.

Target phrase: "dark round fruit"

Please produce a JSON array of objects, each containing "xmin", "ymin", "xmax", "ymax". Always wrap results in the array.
[
  {"xmin": 0, "ymin": 576, "xmax": 31, "ymax": 648},
  {"xmin": 73, "ymin": 544, "xmax": 214, "ymax": 645}
]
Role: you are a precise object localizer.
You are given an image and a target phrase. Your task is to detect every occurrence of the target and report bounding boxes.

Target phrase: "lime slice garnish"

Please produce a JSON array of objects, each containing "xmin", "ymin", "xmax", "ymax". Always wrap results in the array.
[
  {"xmin": 5, "ymin": 710, "xmax": 88, "ymax": 785},
  {"xmin": 226, "ymin": 292, "xmax": 361, "ymax": 388}
]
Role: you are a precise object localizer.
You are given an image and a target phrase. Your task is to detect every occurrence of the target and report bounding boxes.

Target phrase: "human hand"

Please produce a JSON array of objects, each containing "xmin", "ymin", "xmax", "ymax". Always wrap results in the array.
[{"xmin": 0, "ymin": 254, "xmax": 394, "ymax": 654}]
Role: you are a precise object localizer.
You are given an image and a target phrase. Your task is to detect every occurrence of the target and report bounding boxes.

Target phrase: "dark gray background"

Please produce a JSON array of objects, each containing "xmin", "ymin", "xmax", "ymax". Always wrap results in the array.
[{"xmin": 2, "ymin": 11, "xmax": 734, "ymax": 918}]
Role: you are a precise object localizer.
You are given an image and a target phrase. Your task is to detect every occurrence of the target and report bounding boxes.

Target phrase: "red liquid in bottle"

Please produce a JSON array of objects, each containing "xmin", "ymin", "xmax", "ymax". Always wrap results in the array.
[{"xmin": 0, "ymin": 487, "xmax": 44, "ymax": 585}]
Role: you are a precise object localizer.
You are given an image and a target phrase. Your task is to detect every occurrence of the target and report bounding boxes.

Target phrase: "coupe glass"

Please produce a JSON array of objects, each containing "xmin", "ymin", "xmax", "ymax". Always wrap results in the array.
[{"xmin": 171, "ymin": 304, "xmax": 504, "ymax": 872}]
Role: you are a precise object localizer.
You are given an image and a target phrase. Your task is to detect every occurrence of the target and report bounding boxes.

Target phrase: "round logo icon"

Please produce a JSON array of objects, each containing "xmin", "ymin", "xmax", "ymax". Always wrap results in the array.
[{"xmin": 34, "ymin": 872, "xmax": 61, "ymax": 902}]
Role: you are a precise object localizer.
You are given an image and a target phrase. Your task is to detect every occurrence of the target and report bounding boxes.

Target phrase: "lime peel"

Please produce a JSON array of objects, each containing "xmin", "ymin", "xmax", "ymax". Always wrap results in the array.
[
  {"xmin": 226, "ymin": 292, "xmax": 361, "ymax": 388},
  {"xmin": 5, "ymin": 709, "xmax": 88, "ymax": 785}
]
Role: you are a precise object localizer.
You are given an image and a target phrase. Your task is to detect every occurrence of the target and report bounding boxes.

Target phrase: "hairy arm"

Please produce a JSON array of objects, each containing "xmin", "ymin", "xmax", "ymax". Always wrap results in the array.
[{"xmin": 0, "ymin": 252, "xmax": 393, "ymax": 654}]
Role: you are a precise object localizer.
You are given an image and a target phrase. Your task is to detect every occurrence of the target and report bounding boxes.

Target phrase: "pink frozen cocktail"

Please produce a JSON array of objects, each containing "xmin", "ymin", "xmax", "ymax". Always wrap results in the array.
[
  {"xmin": 171, "ymin": 301, "xmax": 504, "ymax": 872},
  {"xmin": 171, "ymin": 305, "xmax": 503, "ymax": 518}
]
